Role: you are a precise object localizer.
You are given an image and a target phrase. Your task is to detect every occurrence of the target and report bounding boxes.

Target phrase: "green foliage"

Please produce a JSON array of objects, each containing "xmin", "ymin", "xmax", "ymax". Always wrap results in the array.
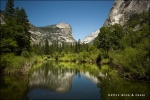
[
  {"xmin": 1, "ymin": 0, "xmax": 31, "ymax": 55},
  {"xmin": 100, "ymin": 65, "xmax": 110, "ymax": 73},
  {"xmin": 0, "ymin": 53, "xmax": 42, "ymax": 74},
  {"xmin": 95, "ymin": 24, "xmax": 124, "ymax": 52},
  {"xmin": 128, "ymin": 13, "xmax": 140, "ymax": 28},
  {"xmin": 128, "ymin": 11, "xmax": 149, "ymax": 28},
  {"xmin": 0, "ymin": 0, "xmax": 37, "ymax": 74},
  {"xmin": 109, "ymin": 23, "xmax": 150, "ymax": 80},
  {"xmin": 0, "ymin": 38, "xmax": 18, "ymax": 53},
  {"xmin": 21, "ymin": 50, "xmax": 30, "ymax": 58},
  {"xmin": 101, "ymin": 58, "xmax": 110, "ymax": 64},
  {"xmin": 5, "ymin": 0, "xmax": 14, "ymax": 16},
  {"xmin": 0, "ymin": 53, "xmax": 26, "ymax": 74},
  {"xmin": 44, "ymin": 39, "xmax": 49, "ymax": 55},
  {"xmin": 109, "ymin": 48, "xmax": 148, "ymax": 80},
  {"xmin": 2, "ymin": 0, "xmax": 149, "ymax": 81},
  {"xmin": 94, "ymin": 11, "xmax": 150, "ymax": 80},
  {"xmin": 0, "ymin": 76, "xmax": 28, "ymax": 100}
]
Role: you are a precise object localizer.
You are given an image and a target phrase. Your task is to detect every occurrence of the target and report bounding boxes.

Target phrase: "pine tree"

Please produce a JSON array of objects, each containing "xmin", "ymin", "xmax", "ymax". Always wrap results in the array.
[
  {"xmin": 15, "ymin": 7, "xmax": 31, "ymax": 53},
  {"xmin": 5, "ymin": 0, "xmax": 14, "ymax": 16},
  {"xmin": 1, "ymin": 0, "xmax": 31, "ymax": 55},
  {"xmin": 44, "ymin": 39, "xmax": 49, "ymax": 55},
  {"xmin": 14, "ymin": 7, "xmax": 21, "ymax": 23}
]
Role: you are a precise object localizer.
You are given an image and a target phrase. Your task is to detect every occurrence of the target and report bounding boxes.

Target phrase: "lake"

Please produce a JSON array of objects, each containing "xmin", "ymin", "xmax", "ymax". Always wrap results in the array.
[{"xmin": 0, "ymin": 61, "xmax": 150, "ymax": 100}]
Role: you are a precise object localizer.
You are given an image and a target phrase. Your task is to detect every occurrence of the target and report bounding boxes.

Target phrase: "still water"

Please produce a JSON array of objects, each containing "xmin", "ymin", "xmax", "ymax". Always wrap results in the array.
[{"xmin": 0, "ymin": 61, "xmax": 150, "ymax": 100}]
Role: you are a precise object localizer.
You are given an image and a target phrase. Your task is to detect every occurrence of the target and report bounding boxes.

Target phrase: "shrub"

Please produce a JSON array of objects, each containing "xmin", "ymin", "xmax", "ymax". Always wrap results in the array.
[
  {"xmin": 109, "ymin": 47, "xmax": 148, "ymax": 80},
  {"xmin": 0, "ymin": 53, "xmax": 30, "ymax": 74},
  {"xmin": 21, "ymin": 50, "xmax": 30, "ymax": 58}
]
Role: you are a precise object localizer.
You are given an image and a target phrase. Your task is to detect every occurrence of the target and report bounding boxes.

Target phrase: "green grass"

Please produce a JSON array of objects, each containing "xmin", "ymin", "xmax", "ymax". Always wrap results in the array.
[{"xmin": 0, "ymin": 53, "xmax": 44, "ymax": 75}]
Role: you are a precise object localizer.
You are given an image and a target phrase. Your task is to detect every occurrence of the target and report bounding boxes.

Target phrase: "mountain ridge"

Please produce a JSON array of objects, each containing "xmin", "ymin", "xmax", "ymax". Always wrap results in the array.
[
  {"xmin": 81, "ymin": 29, "xmax": 100, "ymax": 44},
  {"xmin": 0, "ymin": 12, "xmax": 76, "ymax": 45},
  {"xmin": 29, "ymin": 22, "xmax": 76, "ymax": 45}
]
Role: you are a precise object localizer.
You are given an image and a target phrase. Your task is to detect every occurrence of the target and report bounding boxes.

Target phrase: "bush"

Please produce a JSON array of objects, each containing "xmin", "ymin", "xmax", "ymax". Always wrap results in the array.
[
  {"xmin": 21, "ymin": 50, "xmax": 30, "ymax": 58},
  {"xmin": 0, "ymin": 53, "xmax": 27, "ymax": 74},
  {"xmin": 109, "ymin": 47, "xmax": 148, "ymax": 80},
  {"xmin": 1, "ymin": 53, "xmax": 16, "ymax": 68}
]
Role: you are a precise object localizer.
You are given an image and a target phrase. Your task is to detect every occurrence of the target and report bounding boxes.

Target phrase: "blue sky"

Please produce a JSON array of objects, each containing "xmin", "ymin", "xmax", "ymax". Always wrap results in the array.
[{"xmin": 1, "ymin": 0, "xmax": 114, "ymax": 41}]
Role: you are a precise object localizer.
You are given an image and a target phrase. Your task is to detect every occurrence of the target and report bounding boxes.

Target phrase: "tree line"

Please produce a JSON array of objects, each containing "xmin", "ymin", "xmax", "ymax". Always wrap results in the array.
[{"xmin": 0, "ymin": 0, "xmax": 31, "ymax": 55}]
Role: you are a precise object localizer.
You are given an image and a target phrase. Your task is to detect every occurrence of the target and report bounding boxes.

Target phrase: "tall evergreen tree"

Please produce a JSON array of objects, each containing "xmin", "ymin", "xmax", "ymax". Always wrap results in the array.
[
  {"xmin": 44, "ymin": 39, "xmax": 49, "ymax": 55},
  {"xmin": 14, "ymin": 7, "xmax": 21, "ymax": 23},
  {"xmin": 15, "ymin": 7, "xmax": 31, "ymax": 53},
  {"xmin": 5, "ymin": 0, "xmax": 14, "ymax": 16}
]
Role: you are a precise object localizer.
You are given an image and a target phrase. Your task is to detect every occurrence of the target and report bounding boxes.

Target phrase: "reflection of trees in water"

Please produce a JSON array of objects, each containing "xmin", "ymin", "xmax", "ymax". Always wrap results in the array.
[
  {"xmin": 97, "ymin": 72, "xmax": 150, "ymax": 100},
  {"xmin": 29, "ymin": 61, "xmax": 106, "ymax": 93},
  {"xmin": 29, "ymin": 62, "xmax": 75, "ymax": 93},
  {"xmin": 29, "ymin": 61, "xmax": 150, "ymax": 99},
  {"xmin": 0, "ymin": 76, "xmax": 28, "ymax": 100}
]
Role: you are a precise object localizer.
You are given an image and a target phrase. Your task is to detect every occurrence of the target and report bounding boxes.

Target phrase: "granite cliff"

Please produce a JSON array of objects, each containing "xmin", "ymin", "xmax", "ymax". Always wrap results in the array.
[
  {"xmin": 104, "ymin": 0, "xmax": 150, "ymax": 26},
  {"xmin": 30, "ymin": 22, "xmax": 76, "ymax": 45}
]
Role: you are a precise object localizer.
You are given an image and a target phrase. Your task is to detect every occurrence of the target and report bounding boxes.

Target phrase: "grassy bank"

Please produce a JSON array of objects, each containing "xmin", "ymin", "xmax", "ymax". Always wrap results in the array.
[
  {"xmin": 0, "ymin": 53, "xmax": 44, "ymax": 75},
  {"xmin": 58, "ymin": 49, "xmax": 110, "ymax": 64}
]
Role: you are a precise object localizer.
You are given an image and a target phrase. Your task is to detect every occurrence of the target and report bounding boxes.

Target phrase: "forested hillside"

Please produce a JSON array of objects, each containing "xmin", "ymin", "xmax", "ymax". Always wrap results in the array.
[{"xmin": 94, "ymin": 10, "xmax": 150, "ymax": 80}]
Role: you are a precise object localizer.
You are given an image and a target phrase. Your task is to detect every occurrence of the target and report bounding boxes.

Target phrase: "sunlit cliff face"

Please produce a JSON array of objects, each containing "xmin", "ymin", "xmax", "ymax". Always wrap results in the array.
[
  {"xmin": 29, "ymin": 22, "xmax": 76, "ymax": 45},
  {"xmin": 81, "ymin": 29, "xmax": 100, "ymax": 44},
  {"xmin": 104, "ymin": 0, "xmax": 150, "ymax": 26}
]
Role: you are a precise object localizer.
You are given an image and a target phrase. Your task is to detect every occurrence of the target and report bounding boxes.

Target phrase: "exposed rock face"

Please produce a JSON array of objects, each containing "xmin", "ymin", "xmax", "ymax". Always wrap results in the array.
[
  {"xmin": 104, "ymin": 0, "xmax": 150, "ymax": 26},
  {"xmin": 0, "ymin": 13, "xmax": 5, "ymax": 24},
  {"xmin": 81, "ymin": 29, "xmax": 100, "ymax": 44},
  {"xmin": 56, "ymin": 22, "xmax": 71, "ymax": 29},
  {"xmin": 29, "ymin": 24, "xmax": 47, "ymax": 45},
  {"xmin": 30, "ymin": 22, "xmax": 76, "ymax": 45}
]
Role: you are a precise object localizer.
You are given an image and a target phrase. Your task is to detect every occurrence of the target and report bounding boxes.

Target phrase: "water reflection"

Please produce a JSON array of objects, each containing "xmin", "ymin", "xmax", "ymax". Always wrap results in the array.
[
  {"xmin": 28, "ymin": 61, "xmax": 150, "ymax": 100},
  {"xmin": 29, "ymin": 62, "xmax": 75, "ymax": 93},
  {"xmin": 28, "ymin": 62, "xmax": 102, "ymax": 93},
  {"xmin": 1, "ymin": 61, "xmax": 150, "ymax": 100},
  {"xmin": 0, "ymin": 75, "xmax": 28, "ymax": 100},
  {"xmin": 81, "ymin": 71, "xmax": 99, "ymax": 84},
  {"xmin": 97, "ymin": 70, "xmax": 150, "ymax": 100},
  {"xmin": 28, "ymin": 61, "xmax": 101, "ymax": 99}
]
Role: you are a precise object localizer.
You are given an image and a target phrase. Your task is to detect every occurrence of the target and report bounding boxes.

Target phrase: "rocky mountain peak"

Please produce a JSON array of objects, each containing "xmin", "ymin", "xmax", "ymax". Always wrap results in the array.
[
  {"xmin": 104, "ymin": 0, "xmax": 150, "ymax": 26},
  {"xmin": 30, "ymin": 22, "xmax": 76, "ymax": 45},
  {"xmin": 56, "ymin": 22, "xmax": 71, "ymax": 29},
  {"xmin": 81, "ymin": 29, "xmax": 100, "ymax": 44}
]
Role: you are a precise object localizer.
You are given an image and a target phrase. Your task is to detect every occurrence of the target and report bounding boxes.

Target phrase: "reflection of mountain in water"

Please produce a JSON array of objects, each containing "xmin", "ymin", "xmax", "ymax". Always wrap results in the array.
[
  {"xmin": 29, "ymin": 64, "xmax": 75, "ymax": 93},
  {"xmin": 81, "ymin": 72, "xmax": 99, "ymax": 84},
  {"xmin": 29, "ymin": 62, "xmax": 103, "ymax": 93}
]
